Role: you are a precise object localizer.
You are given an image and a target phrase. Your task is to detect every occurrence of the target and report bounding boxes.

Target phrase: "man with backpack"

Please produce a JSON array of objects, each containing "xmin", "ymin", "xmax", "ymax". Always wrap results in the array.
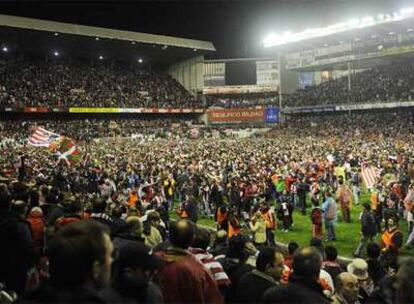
[
  {"xmin": 354, "ymin": 203, "xmax": 377, "ymax": 257},
  {"xmin": 322, "ymin": 191, "xmax": 337, "ymax": 241}
]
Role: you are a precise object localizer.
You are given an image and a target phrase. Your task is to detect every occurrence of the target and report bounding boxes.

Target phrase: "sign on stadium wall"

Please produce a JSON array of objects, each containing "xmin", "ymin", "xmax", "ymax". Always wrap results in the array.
[
  {"xmin": 203, "ymin": 85, "xmax": 278, "ymax": 95},
  {"xmin": 207, "ymin": 108, "xmax": 265, "ymax": 124}
]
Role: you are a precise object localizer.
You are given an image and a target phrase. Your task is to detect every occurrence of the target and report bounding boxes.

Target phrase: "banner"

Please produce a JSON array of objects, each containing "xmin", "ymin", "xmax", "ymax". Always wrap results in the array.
[
  {"xmin": 69, "ymin": 108, "xmax": 120, "ymax": 113},
  {"xmin": 208, "ymin": 108, "xmax": 265, "ymax": 124},
  {"xmin": 203, "ymin": 85, "xmax": 277, "ymax": 95},
  {"xmin": 265, "ymin": 106, "xmax": 279, "ymax": 123},
  {"xmin": 24, "ymin": 107, "xmax": 49, "ymax": 113}
]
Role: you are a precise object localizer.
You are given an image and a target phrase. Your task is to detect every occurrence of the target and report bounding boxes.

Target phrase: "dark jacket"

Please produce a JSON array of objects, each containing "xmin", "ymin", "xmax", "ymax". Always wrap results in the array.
[
  {"xmin": 361, "ymin": 210, "xmax": 377, "ymax": 237},
  {"xmin": 183, "ymin": 201, "xmax": 198, "ymax": 223},
  {"xmin": 367, "ymin": 258, "xmax": 386, "ymax": 286},
  {"xmin": 99, "ymin": 281, "xmax": 164, "ymax": 304},
  {"xmin": 262, "ymin": 274, "xmax": 331, "ymax": 304},
  {"xmin": 0, "ymin": 215, "xmax": 34, "ymax": 295},
  {"xmin": 21, "ymin": 283, "xmax": 105, "ymax": 303},
  {"xmin": 235, "ymin": 269, "xmax": 279, "ymax": 303},
  {"xmin": 217, "ymin": 257, "xmax": 254, "ymax": 303}
]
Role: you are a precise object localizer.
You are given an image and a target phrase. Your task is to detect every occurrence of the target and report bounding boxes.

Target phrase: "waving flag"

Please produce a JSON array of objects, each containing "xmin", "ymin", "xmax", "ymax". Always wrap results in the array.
[
  {"xmin": 58, "ymin": 137, "xmax": 80, "ymax": 165},
  {"xmin": 28, "ymin": 127, "xmax": 60, "ymax": 147},
  {"xmin": 361, "ymin": 164, "xmax": 379, "ymax": 190},
  {"xmin": 28, "ymin": 126, "xmax": 80, "ymax": 165}
]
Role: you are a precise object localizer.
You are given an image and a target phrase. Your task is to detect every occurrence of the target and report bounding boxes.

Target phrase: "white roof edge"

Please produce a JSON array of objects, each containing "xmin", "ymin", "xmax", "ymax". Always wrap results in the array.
[{"xmin": 0, "ymin": 14, "xmax": 216, "ymax": 51}]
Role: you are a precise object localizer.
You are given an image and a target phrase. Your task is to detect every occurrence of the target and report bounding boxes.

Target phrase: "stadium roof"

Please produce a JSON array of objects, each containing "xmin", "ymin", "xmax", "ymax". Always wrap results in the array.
[{"xmin": 0, "ymin": 14, "xmax": 215, "ymax": 65}]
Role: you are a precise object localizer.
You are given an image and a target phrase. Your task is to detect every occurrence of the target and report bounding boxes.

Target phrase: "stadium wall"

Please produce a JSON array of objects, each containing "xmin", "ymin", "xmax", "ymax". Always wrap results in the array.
[{"xmin": 168, "ymin": 56, "xmax": 204, "ymax": 97}]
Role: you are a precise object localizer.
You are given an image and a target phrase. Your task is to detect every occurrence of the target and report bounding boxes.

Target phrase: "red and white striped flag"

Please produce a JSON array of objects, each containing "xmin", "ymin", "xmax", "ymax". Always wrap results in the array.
[
  {"xmin": 361, "ymin": 164, "xmax": 379, "ymax": 190},
  {"xmin": 28, "ymin": 127, "xmax": 60, "ymax": 147}
]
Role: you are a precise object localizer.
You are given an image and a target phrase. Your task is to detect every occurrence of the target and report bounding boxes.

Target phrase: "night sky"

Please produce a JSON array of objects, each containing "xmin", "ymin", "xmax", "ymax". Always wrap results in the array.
[{"xmin": 0, "ymin": 0, "xmax": 408, "ymax": 58}]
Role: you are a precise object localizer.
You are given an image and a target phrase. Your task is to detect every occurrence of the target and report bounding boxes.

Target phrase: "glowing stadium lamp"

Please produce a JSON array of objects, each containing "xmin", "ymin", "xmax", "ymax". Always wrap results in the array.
[
  {"xmin": 99, "ymin": 55, "xmax": 104, "ymax": 60},
  {"xmin": 95, "ymin": 37, "xmax": 100, "ymax": 41},
  {"xmin": 400, "ymin": 7, "xmax": 414, "ymax": 16},
  {"xmin": 138, "ymin": 58, "xmax": 143, "ymax": 63},
  {"xmin": 131, "ymin": 41, "xmax": 136, "ymax": 45},
  {"xmin": 53, "ymin": 51, "xmax": 59, "ymax": 56},
  {"xmin": 361, "ymin": 16, "xmax": 374, "ymax": 26},
  {"xmin": 393, "ymin": 12, "xmax": 403, "ymax": 21},
  {"xmin": 2, "ymin": 46, "xmax": 8, "ymax": 52},
  {"xmin": 347, "ymin": 18, "xmax": 360, "ymax": 27},
  {"xmin": 54, "ymin": 32, "xmax": 59, "ymax": 36}
]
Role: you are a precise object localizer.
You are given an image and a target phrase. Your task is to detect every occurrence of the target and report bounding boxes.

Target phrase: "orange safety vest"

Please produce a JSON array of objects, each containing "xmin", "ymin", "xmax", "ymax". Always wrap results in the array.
[
  {"xmin": 381, "ymin": 229, "xmax": 399, "ymax": 249},
  {"xmin": 128, "ymin": 193, "xmax": 138, "ymax": 208},
  {"xmin": 176, "ymin": 207, "xmax": 188, "ymax": 219},
  {"xmin": 228, "ymin": 220, "xmax": 240, "ymax": 239}
]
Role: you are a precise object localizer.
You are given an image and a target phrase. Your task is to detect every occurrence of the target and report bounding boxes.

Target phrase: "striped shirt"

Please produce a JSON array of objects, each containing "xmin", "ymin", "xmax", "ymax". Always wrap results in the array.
[{"xmin": 189, "ymin": 248, "xmax": 231, "ymax": 286}]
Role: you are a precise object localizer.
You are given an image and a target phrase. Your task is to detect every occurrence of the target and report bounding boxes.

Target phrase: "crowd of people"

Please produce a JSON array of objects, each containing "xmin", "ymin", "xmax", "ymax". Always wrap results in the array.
[
  {"xmin": 0, "ymin": 57, "xmax": 199, "ymax": 109},
  {"xmin": 1, "ymin": 110, "xmax": 414, "ymax": 303},
  {"xmin": 285, "ymin": 62, "xmax": 414, "ymax": 107}
]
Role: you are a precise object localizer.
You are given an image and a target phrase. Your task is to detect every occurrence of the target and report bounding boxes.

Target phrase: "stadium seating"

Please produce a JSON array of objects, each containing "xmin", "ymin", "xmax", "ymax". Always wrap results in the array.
[
  {"xmin": 285, "ymin": 62, "xmax": 414, "ymax": 107},
  {"xmin": 0, "ymin": 58, "xmax": 199, "ymax": 109}
]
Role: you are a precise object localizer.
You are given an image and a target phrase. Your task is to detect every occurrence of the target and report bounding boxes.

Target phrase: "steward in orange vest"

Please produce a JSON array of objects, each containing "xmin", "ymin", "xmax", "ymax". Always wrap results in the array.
[{"xmin": 381, "ymin": 218, "xmax": 403, "ymax": 255}]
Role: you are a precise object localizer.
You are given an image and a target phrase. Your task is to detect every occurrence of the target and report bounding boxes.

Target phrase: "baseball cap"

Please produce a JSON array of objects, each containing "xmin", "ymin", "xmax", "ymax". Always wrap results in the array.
[{"xmin": 118, "ymin": 242, "xmax": 164, "ymax": 271}]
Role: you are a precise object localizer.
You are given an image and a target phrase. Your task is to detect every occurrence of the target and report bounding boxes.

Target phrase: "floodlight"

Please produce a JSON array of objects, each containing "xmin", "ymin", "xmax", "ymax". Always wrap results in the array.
[
  {"xmin": 54, "ymin": 32, "xmax": 59, "ymax": 36},
  {"xmin": 99, "ymin": 55, "xmax": 104, "ymax": 60},
  {"xmin": 95, "ymin": 37, "xmax": 100, "ymax": 41},
  {"xmin": 138, "ymin": 58, "xmax": 143, "ymax": 63},
  {"xmin": 131, "ymin": 41, "xmax": 136, "ymax": 45},
  {"xmin": 2, "ymin": 46, "xmax": 8, "ymax": 52},
  {"xmin": 400, "ymin": 7, "xmax": 414, "ymax": 16},
  {"xmin": 347, "ymin": 18, "xmax": 360, "ymax": 27},
  {"xmin": 53, "ymin": 51, "xmax": 59, "ymax": 56}
]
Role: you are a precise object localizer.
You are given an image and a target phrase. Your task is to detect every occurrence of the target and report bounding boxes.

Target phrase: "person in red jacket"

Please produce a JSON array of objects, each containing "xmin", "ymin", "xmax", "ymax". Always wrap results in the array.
[
  {"xmin": 27, "ymin": 207, "xmax": 45, "ymax": 258},
  {"xmin": 155, "ymin": 219, "xmax": 224, "ymax": 304}
]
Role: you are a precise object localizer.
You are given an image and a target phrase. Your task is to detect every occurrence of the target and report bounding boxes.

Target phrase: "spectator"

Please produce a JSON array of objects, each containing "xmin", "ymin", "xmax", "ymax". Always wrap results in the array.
[
  {"xmin": 283, "ymin": 241, "xmax": 299, "ymax": 270},
  {"xmin": 0, "ymin": 200, "xmax": 34, "ymax": 295},
  {"xmin": 263, "ymin": 246, "xmax": 330, "ymax": 304},
  {"xmin": 366, "ymin": 243, "xmax": 386, "ymax": 287},
  {"xmin": 154, "ymin": 219, "xmax": 223, "ymax": 303},
  {"xmin": 235, "ymin": 247, "xmax": 283, "ymax": 303},
  {"xmin": 347, "ymin": 258, "xmax": 374, "ymax": 302},
  {"xmin": 188, "ymin": 227, "xmax": 231, "ymax": 295},
  {"xmin": 100, "ymin": 242, "xmax": 164, "ymax": 303},
  {"xmin": 322, "ymin": 246, "xmax": 343, "ymax": 280},
  {"xmin": 217, "ymin": 234, "xmax": 254, "ymax": 303},
  {"xmin": 354, "ymin": 203, "xmax": 377, "ymax": 257},
  {"xmin": 322, "ymin": 190, "xmax": 338, "ymax": 241},
  {"xmin": 332, "ymin": 272, "xmax": 360, "ymax": 304},
  {"xmin": 23, "ymin": 220, "xmax": 113, "ymax": 303}
]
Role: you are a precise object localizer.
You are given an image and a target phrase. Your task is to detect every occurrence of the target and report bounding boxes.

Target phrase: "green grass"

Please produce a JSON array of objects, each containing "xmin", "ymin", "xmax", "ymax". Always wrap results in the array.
[{"xmin": 171, "ymin": 192, "xmax": 414, "ymax": 258}]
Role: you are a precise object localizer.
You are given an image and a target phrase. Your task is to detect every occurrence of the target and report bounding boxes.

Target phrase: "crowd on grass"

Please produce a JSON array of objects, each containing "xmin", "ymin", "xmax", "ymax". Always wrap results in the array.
[
  {"xmin": 285, "ymin": 62, "xmax": 414, "ymax": 107},
  {"xmin": 1, "ymin": 111, "xmax": 414, "ymax": 303}
]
